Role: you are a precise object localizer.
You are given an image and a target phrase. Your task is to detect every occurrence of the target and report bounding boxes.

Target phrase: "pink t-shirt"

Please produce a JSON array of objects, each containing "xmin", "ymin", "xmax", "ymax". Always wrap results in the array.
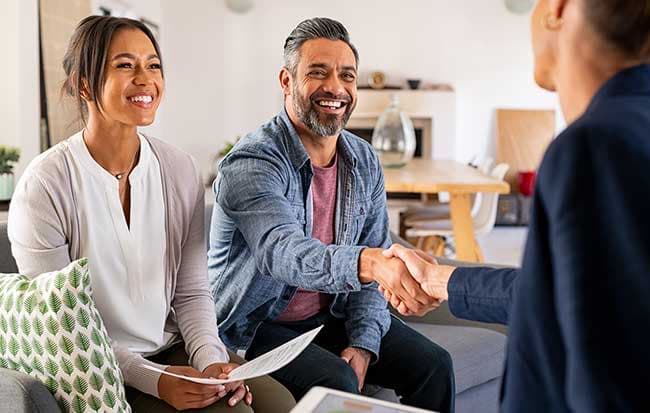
[{"xmin": 275, "ymin": 156, "xmax": 337, "ymax": 322}]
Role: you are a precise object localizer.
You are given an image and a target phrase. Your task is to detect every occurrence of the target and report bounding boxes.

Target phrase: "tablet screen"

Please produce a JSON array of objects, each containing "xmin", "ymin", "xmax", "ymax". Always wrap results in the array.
[{"xmin": 314, "ymin": 394, "xmax": 420, "ymax": 413}]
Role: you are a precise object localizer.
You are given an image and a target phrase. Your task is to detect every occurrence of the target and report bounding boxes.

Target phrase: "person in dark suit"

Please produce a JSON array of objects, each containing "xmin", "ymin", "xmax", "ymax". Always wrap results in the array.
[{"xmin": 379, "ymin": 0, "xmax": 650, "ymax": 411}]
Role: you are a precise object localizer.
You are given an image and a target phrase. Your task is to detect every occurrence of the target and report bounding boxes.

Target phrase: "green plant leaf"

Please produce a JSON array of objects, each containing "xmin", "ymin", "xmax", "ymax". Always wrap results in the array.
[
  {"xmin": 0, "ymin": 358, "xmax": 7, "ymax": 369},
  {"xmin": 60, "ymin": 358, "xmax": 74, "ymax": 375},
  {"xmin": 45, "ymin": 316, "xmax": 59, "ymax": 335},
  {"xmin": 102, "ymin": 389, "xmax": 116, "ymax": 408},
  {"xmin": 0, "ymin": 336, "xmax": 5, "ymax": 354},
  {"xmin": 8, "ymin": 337, "xmax": 20, "ymax": 356},
  {"xmin": 54, "ymin": 272, "xmax": 66, "ymax": 291},
  {"xmin": 24, "ymin": 293, "xmax": 37, "ymax": 313},
  {"xmin": 59, "ymin": 335, "xmax": 74, "ymax": 356},
  {"xmin": 78, "ymin": 291, "xmax": 90, "ymax": 305},
  {"xmin": 90, "ymin": 350, "xmax": 104, "ymax": 369},
  {"xmin": 88, "ymin": 394, "xmax": 102, "ymax": 411},
  {"xmin": 76, "ymin": 307, "xmax": 90, "ymax": 328},
  {"xmin": 32, "ymin": 318, "xmax": 44, "ymax": 335},
  {"xmin": 45, "ymin": 376, "xmax": 59, "ymax": 393},
  {"xmin": 9, "ymin": 315, "xmax": 18, "ymax": 334},
  {"xmin": 45, "ymin": 337, "xmax": 58, "ymax": 357},
  {"xmin": 69, "ymin": 266, "xmax": 82, "ymax": 289},
  {"xmin": 3, "ymin": 294, "xmax": 13, "ymax": 312},
  {"xmin": 7, "ymin": 359, "xmax": 19, "ymax": 370},
  {"xmin": 75, "ymin": 332, "xmax": 90, "ymax": 352},
  {"xmin": 60, "ymin": 377, "xmax": 73, "ymax": 394},
  {"xmin": 81, "ymin": 269, "xmax": 90, "ymax": 287},
  {"xmin": 38, "ymin": 300, "xmax": 49, "ymax": 315},
  {"xmin": 32, "ymin": 358, "xmax": 44, "ymax": 375},
  {"xmin": 61, "ymin": 311, "xmax": 76, "ymax": 333},
  {"xmin": 70, "ymin": 396, "xmax": 86, "ymax": 413},
  {"xmin": 20, "ymin": 357, "xmax": 33, "ymax": 374},
  {"xmin": 91, "ymin": 328, "xmax": 103, "ymax": 347},
  {"xmin": 104, "ymin": 368, "xmax": 116, "ymax": 386},
  {"xmin": 45, "ymin": 357, "xmax": 59, "ymax": 377},
  {"xmin": 48, "ymin": 293, "xmax": 62, "ymax": 313},
  {"xmin": 0, "ymin": 146, "xmax": 20, "ymax": 174},
  {"xmin": 15, "ymin": 294, "xmax": 24, "ymax": 312},
  {"xmin": 32, "ymin": 338, "xmax": 44, "ymax": 356},
  {"xmin": 62, "ymin": 289, "xmax": 77, "ymax": 309},
  {"xmin": 73, "ymin": 376, "xmax": 89, "ymax": 394},
  {"xmin": 89, "ymin": 372, "xmax": 103, "ymax": 392},
  {"xmin": 20, "ymin": 337, "xmax": 32, "ymax": 357},
  {"xmin": 75, "ymin": 354, "xmax": 90, "ymax": 373},
  {"xmin": 0, "ymin": 315, "xmax": 7, "ymax": 333},
  {"xmin": 20, "ymin": 316, "xmax": 31, "ymax": 335}
]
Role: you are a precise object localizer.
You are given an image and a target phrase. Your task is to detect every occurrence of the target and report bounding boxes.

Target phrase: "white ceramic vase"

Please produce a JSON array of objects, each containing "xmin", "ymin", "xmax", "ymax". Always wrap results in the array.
[{"xmin": 0, "ymin": 173, "xmax": 14, "ymax": 201}]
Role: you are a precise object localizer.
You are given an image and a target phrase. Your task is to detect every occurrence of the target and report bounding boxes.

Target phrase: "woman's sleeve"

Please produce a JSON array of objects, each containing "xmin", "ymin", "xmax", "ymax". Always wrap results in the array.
[
  {"xmin": 7, "ymin": 173, "xmax": 72, "ymax": 278},
  {"xmin": 172, "ymin": 161, "xmax": 229, "ymax": 372}
]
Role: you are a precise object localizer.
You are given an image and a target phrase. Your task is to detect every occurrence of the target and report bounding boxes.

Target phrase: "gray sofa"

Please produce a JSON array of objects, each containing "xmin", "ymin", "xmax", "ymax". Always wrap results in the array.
[{"xmin": 0, "ymin": 213, "xmax": 507, "ymax": 413}]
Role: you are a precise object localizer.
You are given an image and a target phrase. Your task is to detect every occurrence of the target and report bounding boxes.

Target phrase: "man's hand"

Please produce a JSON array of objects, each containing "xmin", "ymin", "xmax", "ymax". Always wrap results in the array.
[
  {"xmin": 340, "ymin": 347, "xmax": 372, "ymax": 391},
  {"xmin": 380, "ymin": 244, "xmax": 456, "ymax": 316},
  {"xmin": 203, "ymin": 363, "xmax": 253, "ymax": 407},
  {"xmin": 359, "ymin": 248, "xmax": 439, "ymax": 315},
  {"xmin": 157, "ymin": 365, "xmax": 225, "ymax": 410}
]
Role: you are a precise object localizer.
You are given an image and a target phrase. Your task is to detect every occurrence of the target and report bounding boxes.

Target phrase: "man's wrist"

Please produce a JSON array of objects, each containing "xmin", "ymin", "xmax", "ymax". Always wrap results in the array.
[{"xmin": 358, "ymin": 248, "xmax": 379, "ymax": 284}]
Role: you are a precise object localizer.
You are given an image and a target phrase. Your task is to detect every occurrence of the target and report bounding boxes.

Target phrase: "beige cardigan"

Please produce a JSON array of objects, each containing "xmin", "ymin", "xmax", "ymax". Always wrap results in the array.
[{"xmin": 8, "ymin": 135, "xmax": 228, "ymax": 397}]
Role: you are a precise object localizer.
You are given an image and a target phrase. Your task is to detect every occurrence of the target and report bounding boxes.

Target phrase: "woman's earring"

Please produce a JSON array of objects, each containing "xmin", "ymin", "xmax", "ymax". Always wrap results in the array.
[{"xmin": 543, "ymin": 13, "xmax": 563, "ymax": 30}]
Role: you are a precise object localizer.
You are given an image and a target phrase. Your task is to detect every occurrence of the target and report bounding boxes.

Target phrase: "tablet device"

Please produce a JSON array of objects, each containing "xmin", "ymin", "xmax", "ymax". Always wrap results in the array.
[{"xmin": 292, "ymin": 386, "xmax": 437, "ymax": 413}]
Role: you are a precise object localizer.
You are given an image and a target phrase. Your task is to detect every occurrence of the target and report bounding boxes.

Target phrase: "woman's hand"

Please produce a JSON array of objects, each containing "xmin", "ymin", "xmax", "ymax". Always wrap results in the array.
[
  {"xmin": 157, "ymin": 365, "xmax": 225, "ymax": 410},
  {"xmin": 203, "ymin": 362, "xmax": 253, "ymax": 407},
  {"xmin": 380, "ymin": 244, "xmax": 455, "ymax": 316}
]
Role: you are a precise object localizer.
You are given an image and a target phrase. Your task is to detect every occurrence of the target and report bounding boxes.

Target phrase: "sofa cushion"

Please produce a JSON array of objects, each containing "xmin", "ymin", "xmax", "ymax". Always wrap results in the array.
[
  {"xmin": 0, "ymin": 259, "xmax": 130, "ymax": 412},
  {"xmin": 0, "ymin": 221, "xmax": 18, "ymax": 273},
  {"xmin": 408, "ymin": 323, "xmax": 506, "ymax": 393},
  {"xmin": 0, "ymin": 367, "xmax": 60, "ymax": 412}
]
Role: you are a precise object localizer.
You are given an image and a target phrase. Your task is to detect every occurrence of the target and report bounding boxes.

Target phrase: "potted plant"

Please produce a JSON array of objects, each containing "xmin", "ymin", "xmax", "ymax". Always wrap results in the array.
[
  {"xmin": 0, "ymin": 146, "xmax": 20, "ymax": 201},
  {"xmin": 206, "ymin": 137, "xmax": 241, "ymax": 185}
]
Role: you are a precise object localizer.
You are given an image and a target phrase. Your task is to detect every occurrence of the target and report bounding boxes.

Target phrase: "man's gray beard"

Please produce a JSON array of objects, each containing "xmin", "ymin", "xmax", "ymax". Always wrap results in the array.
[{"xmin": 292, "ymin": 89, "xmax": 352, "ymax": 137}]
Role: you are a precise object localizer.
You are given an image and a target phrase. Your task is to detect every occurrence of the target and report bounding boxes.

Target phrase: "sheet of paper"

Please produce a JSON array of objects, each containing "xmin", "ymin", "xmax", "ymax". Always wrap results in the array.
[{"xmin": 143, "ymin": 325, "xmax": 323, "ymax": 385}]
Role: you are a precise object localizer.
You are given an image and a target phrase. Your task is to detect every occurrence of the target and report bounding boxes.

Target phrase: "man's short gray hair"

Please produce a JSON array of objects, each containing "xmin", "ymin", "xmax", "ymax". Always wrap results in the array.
[{"xmin": 283, "ymin": 17, "xmax": 359, "ymax": 76}]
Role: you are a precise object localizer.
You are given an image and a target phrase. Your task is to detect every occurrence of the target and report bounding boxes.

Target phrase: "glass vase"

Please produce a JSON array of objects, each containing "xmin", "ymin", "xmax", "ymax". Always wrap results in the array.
[{"xmin": 371, "ymin": 94, "xmax": 416, "ymax": 168}]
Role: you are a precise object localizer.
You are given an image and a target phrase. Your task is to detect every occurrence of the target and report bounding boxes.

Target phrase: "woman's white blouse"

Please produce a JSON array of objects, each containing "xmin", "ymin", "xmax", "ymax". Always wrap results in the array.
[{"xmin": 68, "ymin": 131, "xmax": 172, "ymax": 354}]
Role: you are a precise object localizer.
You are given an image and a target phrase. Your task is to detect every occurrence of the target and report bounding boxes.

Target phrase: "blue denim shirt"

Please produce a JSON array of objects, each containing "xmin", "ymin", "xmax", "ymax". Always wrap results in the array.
[{"xmin": 208, "ymin": 109, "xmax": 391, "ymax": 360}]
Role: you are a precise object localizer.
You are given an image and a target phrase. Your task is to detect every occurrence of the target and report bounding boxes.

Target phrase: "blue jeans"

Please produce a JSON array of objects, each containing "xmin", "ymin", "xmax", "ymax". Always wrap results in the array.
[{"xmin": 246, "ymin": 312, "xmax": 455, "ymax": 413}]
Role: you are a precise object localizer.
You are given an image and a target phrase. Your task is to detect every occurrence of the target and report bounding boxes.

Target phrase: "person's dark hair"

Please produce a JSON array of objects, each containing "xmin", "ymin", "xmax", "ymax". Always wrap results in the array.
[
  {"xmin": 283, "ymin": 17, "xmax": 359, "ymax": 75},
  {"xmin": 584, "ymin": 0, "xmax": 650, "ymax": 60},
  {"xmin": 61, "ymin": 15, "xmax": 163, "ymax": 123}
]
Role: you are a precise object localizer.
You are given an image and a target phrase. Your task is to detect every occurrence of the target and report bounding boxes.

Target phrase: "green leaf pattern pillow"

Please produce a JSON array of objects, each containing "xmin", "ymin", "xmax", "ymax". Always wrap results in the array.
[{"xmin": 0, "ymin": 259, "xmax": 130, "ymax": 412}]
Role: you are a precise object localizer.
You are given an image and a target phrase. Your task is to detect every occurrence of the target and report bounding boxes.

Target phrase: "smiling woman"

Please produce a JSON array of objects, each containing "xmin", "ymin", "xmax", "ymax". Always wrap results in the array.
[{"xmin": 7, "ymin": 15, "xmax": 295, "ymax": 413}]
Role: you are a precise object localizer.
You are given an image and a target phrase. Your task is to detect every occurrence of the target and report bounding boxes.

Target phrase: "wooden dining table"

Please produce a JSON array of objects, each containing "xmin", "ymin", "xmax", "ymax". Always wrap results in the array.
[{"xmin": 383, "ymin": 159, "xmax": 510, "ymax": 262}]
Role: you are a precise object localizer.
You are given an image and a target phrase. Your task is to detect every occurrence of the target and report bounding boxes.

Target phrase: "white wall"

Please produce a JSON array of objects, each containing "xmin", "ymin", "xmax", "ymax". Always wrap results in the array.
[
  {"xmin": 4, "ymin": 0, "xmax": 563, "ymax": 181},
  {"xmin": 0, "ymin": 0, "xmax": 40, "ymax": 179},
  {"xmin": 158, "ymin": 0, "xmax": 562, "ymax": 178}
]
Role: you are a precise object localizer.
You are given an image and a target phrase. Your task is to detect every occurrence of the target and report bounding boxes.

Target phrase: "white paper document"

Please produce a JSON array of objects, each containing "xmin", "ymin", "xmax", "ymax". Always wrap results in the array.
[{"xmin": 144, "ymin": 325, "xmax": 323, "ymax": 385}]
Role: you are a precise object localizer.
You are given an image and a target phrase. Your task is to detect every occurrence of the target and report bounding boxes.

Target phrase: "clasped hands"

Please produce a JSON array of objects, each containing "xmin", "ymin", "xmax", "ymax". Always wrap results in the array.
[
  {"xmin": 359, "ymin": 244, "xmax": 455, "ymax": 316},
  {"xmin": 158, "ymin": 362, "xmax": 252, "ymax": 411}
]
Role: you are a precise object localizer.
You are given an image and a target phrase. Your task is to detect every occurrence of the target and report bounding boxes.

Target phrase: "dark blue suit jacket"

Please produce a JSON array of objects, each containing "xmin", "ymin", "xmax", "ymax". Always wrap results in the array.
[{"xmin": 449, "ymin": 64, "xmax": 650, "ymax": 412}]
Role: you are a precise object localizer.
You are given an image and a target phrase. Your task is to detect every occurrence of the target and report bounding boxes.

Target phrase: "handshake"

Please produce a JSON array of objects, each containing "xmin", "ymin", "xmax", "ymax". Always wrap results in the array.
[{"xmin": 359, "ymin": 244, "xmax": 456, "ymax": 316}]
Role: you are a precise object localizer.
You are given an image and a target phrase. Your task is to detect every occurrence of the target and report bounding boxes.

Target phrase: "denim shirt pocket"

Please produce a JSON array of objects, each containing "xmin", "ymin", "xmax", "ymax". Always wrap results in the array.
[{"xmin": 348, "ymin": 198, "xmax": 369, "ymax": 244}]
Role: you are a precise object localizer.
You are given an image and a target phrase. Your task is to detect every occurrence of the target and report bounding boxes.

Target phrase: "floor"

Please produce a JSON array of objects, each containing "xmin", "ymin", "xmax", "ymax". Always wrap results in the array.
[{"xmin": 476, "ymin": 226, "xmax": 528, "ymax": 267}]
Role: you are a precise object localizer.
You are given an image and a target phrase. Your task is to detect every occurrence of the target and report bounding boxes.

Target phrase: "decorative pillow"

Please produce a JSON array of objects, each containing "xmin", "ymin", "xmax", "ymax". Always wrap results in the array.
[{"xmin": 0, "ymin": 259, "xmax": 131, "ymax": 412}]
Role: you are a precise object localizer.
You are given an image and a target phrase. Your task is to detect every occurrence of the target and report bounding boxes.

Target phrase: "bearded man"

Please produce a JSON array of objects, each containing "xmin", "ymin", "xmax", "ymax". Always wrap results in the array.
[{"xmin": 207, "ymin": 17, "xmax": 454, "ymax": 413}]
